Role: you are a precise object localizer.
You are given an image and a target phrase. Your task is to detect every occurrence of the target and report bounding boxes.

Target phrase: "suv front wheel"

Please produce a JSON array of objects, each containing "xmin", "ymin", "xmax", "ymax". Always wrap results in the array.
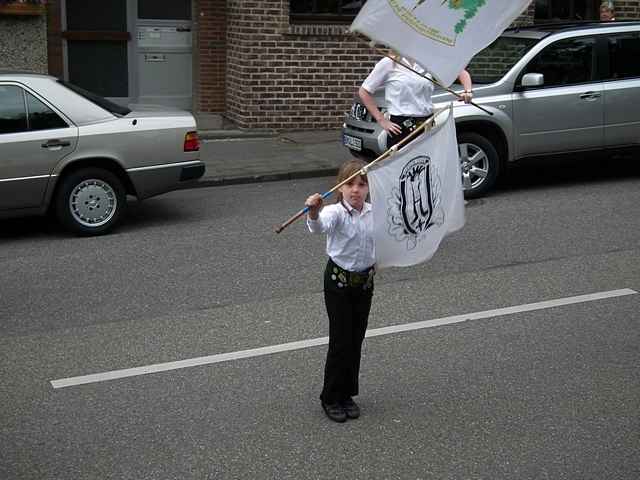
[
  {"xmin": 55, "ymin": 167, "xmax": 127, "ymax": 236},
  {"xmin": 457, "ymin": 132, "xmax": 500, "ymax": 199}
]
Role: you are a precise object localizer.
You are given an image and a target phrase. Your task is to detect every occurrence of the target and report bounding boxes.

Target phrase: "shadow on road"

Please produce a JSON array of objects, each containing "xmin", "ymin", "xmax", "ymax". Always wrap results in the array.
[
  {"xmin": 0, "ymin": 198, "xmax": 195, "ymax": 240},
  {"xmin": 497, "ymin": 151, "xmax": 640, "ymax": 194}
]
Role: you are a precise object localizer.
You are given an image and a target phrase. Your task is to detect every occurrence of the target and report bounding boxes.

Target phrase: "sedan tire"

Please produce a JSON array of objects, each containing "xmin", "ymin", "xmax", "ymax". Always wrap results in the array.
[
  {"xmin": 55, "ymin": 167, "xmax": 127, "ymax": 236},
  {"xmin": 457, "ymin": 132, "xmax": 501, "ymax": 199}
]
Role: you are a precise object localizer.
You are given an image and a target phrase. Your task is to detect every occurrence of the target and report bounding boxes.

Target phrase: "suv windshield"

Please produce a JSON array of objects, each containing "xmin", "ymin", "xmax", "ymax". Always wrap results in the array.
[
  {"xmin": 58, "ymin": 80, "xmax": 131, "ymax": 116},
  {"xmin": 466, "ymin": 36, "xmax": 539, "ymax": 84}
]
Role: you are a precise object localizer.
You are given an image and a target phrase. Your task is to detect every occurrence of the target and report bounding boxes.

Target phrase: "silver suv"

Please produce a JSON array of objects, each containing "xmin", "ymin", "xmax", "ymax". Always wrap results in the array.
[{"xmin": 342, "ymin": 21, "xmax": 640, "ymax": 198}]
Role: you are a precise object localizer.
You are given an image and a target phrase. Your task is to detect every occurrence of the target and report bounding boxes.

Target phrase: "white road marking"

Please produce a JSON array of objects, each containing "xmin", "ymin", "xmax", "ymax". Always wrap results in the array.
[{"xmin": 50, "ymin": 288, "xmax": 637, "ymax": 389}]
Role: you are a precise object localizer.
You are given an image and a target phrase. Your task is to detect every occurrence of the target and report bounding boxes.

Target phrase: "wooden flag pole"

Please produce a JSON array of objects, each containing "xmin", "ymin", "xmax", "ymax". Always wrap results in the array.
[
  {"xmin": 375, "ymin": 47, "xmax": 494, "ymax": 116},
  {"xmin": 274, "ymin": 106, "xmax": 448, "ymax": 234}
]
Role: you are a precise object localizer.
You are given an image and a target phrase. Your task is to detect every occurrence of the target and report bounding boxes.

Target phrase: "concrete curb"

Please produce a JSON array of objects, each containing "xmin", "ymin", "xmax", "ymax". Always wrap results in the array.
[
  {"xmin": 175, "ymin": 167, "xmax": 339, "ymax": 190},
  {"xmin": 198, "ymin": 129, "xmax": 277, "ymax": 140}
]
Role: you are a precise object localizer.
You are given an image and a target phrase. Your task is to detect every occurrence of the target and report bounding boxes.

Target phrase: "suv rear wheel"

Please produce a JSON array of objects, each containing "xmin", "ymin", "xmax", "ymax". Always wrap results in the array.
[
  {"xmin": 55, "ymin": 167, "xmax": 127, "ymax": 236},
  {"xmin": 457, "ymin": 132, "xmax": 500, "ymax": 198}
]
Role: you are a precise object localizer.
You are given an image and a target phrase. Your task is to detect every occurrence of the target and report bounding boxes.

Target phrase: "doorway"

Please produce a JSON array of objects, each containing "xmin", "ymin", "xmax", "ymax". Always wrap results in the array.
[{"xmin": 61, "ymin": 0, "xmax": 193, "ymax": 110}]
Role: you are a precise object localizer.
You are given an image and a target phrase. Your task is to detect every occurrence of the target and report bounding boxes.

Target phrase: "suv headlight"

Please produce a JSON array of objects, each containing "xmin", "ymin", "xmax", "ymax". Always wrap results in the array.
[
  {"xmin": 349, "ymin": 103, "xmax": 386, "ymax": 122},
  {"xmin": 350, "ymin": 102, "xmax": 368, "ymax": 121}
]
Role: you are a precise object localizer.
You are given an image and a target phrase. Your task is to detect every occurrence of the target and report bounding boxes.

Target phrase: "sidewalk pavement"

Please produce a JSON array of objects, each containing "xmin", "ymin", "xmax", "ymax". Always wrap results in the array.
[{"xmin": 192, "ymin": 128, "xmax": 352, "ymax": 188}]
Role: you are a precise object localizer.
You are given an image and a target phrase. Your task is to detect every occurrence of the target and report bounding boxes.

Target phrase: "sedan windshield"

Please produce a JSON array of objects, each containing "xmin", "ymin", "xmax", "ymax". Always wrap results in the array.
[
  {"xmin": 466, "ymin": 36, "xmax": 539, "ymax": 84},
  {"xmin": 58, "ymin": 80, "xmax": 131, "ymax": 116}
]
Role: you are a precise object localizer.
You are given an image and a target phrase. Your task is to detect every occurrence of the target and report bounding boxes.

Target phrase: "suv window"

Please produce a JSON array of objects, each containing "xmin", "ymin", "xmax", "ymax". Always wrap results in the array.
[
  {"xmin": 26, "ymin": 92, "xmax": 68, "ymax": 131},
  {"xmin": 466, "ymin": 36, "xmax": 538, "ymax": 84},
  {"xmin": 607, "ymin": 33, "xmax": 640, "ymax": 80},
  {"xmin": 521, "ymin": 37, "xmax": 597, "ymax": 87},
  {"xmin": 0, "ymin": 85, "xmax": 28, "ymax": 134}
]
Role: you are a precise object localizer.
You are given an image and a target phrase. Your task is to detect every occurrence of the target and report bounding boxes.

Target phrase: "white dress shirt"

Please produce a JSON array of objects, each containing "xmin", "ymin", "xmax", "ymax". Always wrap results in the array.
[
  {"xmin": 361, "ymin": 56, "xmax": 434, "ymax": 117},
  {"xmin": 307, "ymin": 200, "xmax": 375, "ymax": 272}
]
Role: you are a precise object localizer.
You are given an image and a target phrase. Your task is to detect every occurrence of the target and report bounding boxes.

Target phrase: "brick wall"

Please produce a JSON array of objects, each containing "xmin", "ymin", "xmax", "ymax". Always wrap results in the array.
[
  {"xmin": 222, "ymin": 0, "xmax": 376, "ymax": 130},
  {"xmin": 615, "ymin": 1, "xmax": 640, "ymax": 19},
  {"xmin": 513, "ymin": 2, "xmax": 536, "ymax": 26},
  {"xmin": 196, "ymin": 0, "xmax": 226, "ymax": 113}
]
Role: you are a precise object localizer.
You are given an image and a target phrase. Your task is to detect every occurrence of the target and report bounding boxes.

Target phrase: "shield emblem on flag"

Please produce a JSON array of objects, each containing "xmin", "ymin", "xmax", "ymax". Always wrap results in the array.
[
  {"xmin": 368, "ymin": 105, "xmax": 464, "ymax": 267},
  {"xmin": 399, "ymin": 156, "xmax": 434, "ymax": 235}
]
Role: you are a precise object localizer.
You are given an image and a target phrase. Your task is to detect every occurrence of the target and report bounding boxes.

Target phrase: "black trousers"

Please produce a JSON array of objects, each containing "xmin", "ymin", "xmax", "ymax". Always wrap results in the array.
[
  {"xmin": 386, "ymin": 115, "xmax": 429, "ymax": 149},
  {"xmin": 320, "ymin": 259, "xmax": 374, "ymax": 404}
]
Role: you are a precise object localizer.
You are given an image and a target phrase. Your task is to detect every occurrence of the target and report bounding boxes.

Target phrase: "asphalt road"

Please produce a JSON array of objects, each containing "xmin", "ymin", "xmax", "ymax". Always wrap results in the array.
[{"xmin": 1, "ymin": 157, "xmax": 639, "ymax": 479}]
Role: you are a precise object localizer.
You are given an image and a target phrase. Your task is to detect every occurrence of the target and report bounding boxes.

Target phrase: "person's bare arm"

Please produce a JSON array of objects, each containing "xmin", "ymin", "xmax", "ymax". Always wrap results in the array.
[
  {"xmin": 457, "ymin": 70, "xmax": 473, "ymax": 104},
  {"xmin": 358, "ymin": 87, "xmax": 402, "ymax": 135}
]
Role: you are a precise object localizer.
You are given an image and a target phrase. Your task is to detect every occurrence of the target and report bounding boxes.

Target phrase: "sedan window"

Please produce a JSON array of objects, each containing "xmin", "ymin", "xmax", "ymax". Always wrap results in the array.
[
  {"xmin": 520, "ymin": 37, "xmax": 597, "ymax": 88},
  {"xmin": 58, "ymin": 80, "xmax": 131, "ymax": 116},
  {"xmin": 0, "ymin": 85, "xmax": 28, "ymax": 134},
  {"xmin": 26, "ymin": 92, "xmax": 69, "ymax": 131}
]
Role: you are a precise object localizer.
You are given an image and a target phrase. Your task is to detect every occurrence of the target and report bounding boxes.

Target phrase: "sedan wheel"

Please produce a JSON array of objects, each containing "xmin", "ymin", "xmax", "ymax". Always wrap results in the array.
[
  {"xmin": 457, "ymin": 132, "xmax": 500, "ymax": 198},
  {"xmin": 55, "ymin": 167, "xmax": 126, "ymax": 236},
  {"xmin": 69, "ymin": 179, "xmax": 117, "ymax": 228}
]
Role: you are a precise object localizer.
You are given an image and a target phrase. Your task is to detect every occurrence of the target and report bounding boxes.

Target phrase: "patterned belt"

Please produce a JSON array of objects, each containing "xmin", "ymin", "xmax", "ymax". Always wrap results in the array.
[
  {"xmin": 328, "ymin": 259, "xmax": 375, "ymax": 289},
  {"xmin": 390, "ymin": 115, "xmax": 429, "ymax": 131}
]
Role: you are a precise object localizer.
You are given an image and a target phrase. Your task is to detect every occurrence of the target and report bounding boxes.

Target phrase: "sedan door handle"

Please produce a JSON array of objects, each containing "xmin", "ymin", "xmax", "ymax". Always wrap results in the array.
[
  {"xmin": 579, "ymin": 92, "xmax": 601, "ymax": 100},
  {"xmin": 41, "ymin": 139, "xmax": 71, "ymax": 149}
]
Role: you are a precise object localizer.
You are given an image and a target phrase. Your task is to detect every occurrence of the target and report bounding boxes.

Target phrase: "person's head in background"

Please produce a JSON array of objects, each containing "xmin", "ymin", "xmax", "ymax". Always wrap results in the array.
[{"xmin": 600, "ymin": 2, "xmax": 616, "ymax": 21}]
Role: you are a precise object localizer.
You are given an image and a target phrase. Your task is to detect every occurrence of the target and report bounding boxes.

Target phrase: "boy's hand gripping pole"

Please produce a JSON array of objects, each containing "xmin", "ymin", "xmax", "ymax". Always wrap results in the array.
[{"xmin": 274, "ymin": 190, "xmax": 334, "ymax": 234}]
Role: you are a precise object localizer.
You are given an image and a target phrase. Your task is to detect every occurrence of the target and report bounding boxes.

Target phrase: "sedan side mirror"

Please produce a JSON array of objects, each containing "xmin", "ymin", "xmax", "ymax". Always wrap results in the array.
[{"xmin": 521, "ymin": 73, "xmax": 544, "ymax": 88}]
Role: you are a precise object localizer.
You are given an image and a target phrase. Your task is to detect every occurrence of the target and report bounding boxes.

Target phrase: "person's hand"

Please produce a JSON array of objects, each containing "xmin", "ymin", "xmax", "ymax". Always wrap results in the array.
[
  {"xmin": 379, "ymin": 117, "xmax": 402, "ymax": 136},
  {"xmin": 459, "ymin": 91, "xmax": 473, "ymax": 104},
  {"xmin": 305, "ymin": 193, "xmax": 323, "ymax": 219}
]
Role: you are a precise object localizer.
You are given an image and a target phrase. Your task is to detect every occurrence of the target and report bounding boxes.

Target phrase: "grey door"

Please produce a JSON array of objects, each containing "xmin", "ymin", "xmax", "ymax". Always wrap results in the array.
[
  {"xmin": 0, "ymin": 85, "xmax": 77, "ymax": 210},
  {"xmin": 136, "ymin": 0, "xmax": 192, "ymax": 110},
  {"xmin": 602, "ymin": 32, "xmax": 640, "ymax": 147},
  {"xmin": 513, "ymin": 36, "xmax": 603, "ymax": 158}
]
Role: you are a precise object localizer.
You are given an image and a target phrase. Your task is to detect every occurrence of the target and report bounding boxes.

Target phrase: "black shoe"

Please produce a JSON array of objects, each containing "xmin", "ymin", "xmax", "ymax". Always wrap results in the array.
[
  {"xmin": 340, "ymin": 397, "xmax": 360, "ymax": 419},
  {"xmin": 321, "ymin": 401, "xmax": 347, "ymax": 423}
]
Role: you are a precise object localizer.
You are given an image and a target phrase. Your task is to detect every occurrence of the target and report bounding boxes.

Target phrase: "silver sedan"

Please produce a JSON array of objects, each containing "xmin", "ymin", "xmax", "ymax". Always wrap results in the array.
[{"xmin": 0, "ymin": 72, "xmax": 205, "ymax": 235}]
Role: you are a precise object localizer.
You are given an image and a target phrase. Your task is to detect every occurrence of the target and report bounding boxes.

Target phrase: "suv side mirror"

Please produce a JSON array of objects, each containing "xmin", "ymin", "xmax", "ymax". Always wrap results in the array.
[{"xmin": 521, "ymin": 73, "xmax": 544, "ymax": 89}]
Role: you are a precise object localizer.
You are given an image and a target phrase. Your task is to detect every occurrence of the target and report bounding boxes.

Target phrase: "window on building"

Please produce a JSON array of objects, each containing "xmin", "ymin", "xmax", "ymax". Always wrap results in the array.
[
  {"xmin": 535, "ymin": 0, "xmax": 601, "ymax": 22},
  {"xmin": 67, "ymin": 41, "xmax": 129, "ymax": 98},
  {"xmin": 66, "ymin": 0, "xmax": 127, "ymax": 31},
  {"xmin": 64, "ymin": 0, "xmax": 129, "ymax": 98},
  {"xmin": 290, "ymin": 0, "xmax": 365, "ymax": 23},
  {"xmin": 0, "ymin": 86, "xmax": 28, "ymax": 135},
  {"xmin": 138, "ymin": 0, "xmax": 191, "ymax": 21},
  {"xmin": 520, "ymin": 37, "xmax": 597, "ymax": 87},
  {"xmin": 607, "ymin": 33, "xmax": 640, "ymax": 80}
]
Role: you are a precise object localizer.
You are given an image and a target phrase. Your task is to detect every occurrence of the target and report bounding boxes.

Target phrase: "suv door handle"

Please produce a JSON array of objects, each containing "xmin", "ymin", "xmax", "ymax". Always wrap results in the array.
[
  {"xmin": 41, "ymin": 139, "xmax": 71, "ymax": 149},
  {"xmin": 579, "ymin": 92, "xmax": 601, "ymax": 100}
]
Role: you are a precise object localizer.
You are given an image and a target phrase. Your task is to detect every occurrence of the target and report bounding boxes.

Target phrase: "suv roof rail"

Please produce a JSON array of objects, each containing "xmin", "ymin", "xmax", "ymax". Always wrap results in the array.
[{"xmin": 506, "ymin": 20, "xmax": 640, "ymax": 34}]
